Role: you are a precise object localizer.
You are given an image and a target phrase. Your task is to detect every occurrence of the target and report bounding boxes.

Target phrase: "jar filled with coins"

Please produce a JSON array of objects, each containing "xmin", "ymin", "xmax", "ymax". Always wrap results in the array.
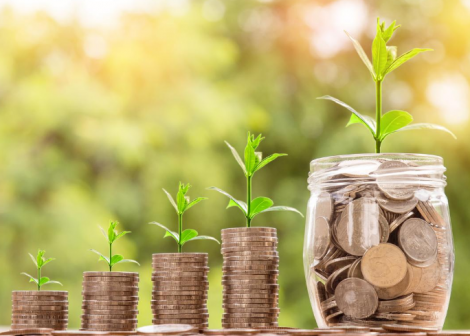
[{"xmin": 304, "ymin": 154, "xmax": 454, "ymax": 329}]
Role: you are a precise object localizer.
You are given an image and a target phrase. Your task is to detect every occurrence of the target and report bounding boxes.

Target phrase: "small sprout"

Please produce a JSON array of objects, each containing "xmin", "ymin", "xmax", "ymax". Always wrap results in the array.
[
  {"xmin": 90, "ymin": 221, "xmax": 140, "ymax": 271},
  {"xmin": 150, "ymin": 182, "xmax": 220, "ymax": 253},
  {"xmin": 318, "ymin": 18, "xmax": 455, "ymax": 153},
  {"xmin": 22, "ymin": 250, "xmax": 62, "ymax": 291},
  {"xmin": 208, "ymin": 132, "xmax": 303, "ymax": 227}
]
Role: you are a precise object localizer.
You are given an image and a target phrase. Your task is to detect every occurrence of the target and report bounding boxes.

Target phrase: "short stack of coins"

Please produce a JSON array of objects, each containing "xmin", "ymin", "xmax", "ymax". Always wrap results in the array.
[
  {"xmin": 308, "ymin": 159, "xmax": 453, "ymax": 329},
  {"xmin": 11, "ymin": 291, "xmax": 68, "ymax": 330},
  {"xmin": 151, "ymin": 253, "xmax": 209, "ymax": 330},
  {"xmin": 80, "ymin": 271, "xmax": 139, "ymax": 331},
  {"xmin": 221, "ymin": 227, "xmax": 280, "ymax": 328}
]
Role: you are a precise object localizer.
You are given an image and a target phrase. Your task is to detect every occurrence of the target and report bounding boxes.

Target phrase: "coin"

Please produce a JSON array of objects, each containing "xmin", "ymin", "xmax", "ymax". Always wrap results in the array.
[
  {"xmin": 81, "ymin": 300, "xmax": 137, "ymax": 307},
  {"xmin": 222, "ymin": 227, "xmax": 276, "ymax": 233},
  {"xmin": 334, "ymin": 278, "xmax": 378, "ymax": 319},
  {"xmin": 12, "ymin": 291, "xmax": 67, "ymax": 296},
  {"xmin": 377, "ymin": 194, "xmax": 418, "ymax": 214},
  {"xmin": 336, "ymin": 198, "xmax": 381, "ymax": 256},
  {"xmin": 375, "ymin": 161, "xmax": 415, "ymax": 200},
  {"xmin": 325, "ymin": 264, "xmax": 351, "ymax": 294},
  {"xmin": 137, "ymin": 324, "xmax": 196, "ymax": 334},
  {"xmin": 390, "ymin": 211, "xmax": 414, "ymax": 233},
  {"xmin": 313, "ymin": 217, "xmax": 331, "ymax": 260},
  {"xmin": 0, "ymin": 329, "xmax": 54, "ymax": 335},
  {"xmin": 398, "ymin": 218, "xmax": 438, "ymax": 268},
  {"xmin": 361, "ymin": 243, "xmax": 407, "ymax": 288},
  {"xmin": 381, "ymin": 324, "xmax": 438, "ymax": 332},
  {"xmin": 412, "ymin": 260, "xmax": 441, "ymax": 293},
  {"xmin": 375, "ymin": 263, "xmax": 413, "ymax": 299},
  {"xmin": 83, "ymin": 272, "xmax": 138, "ymax": 278}
]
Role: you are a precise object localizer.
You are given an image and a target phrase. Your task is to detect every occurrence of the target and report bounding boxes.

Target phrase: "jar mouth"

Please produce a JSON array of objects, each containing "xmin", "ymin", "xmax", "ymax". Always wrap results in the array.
[{"xmin": 308, "ymin": 153, "xmax": 446, "ymax": 189}]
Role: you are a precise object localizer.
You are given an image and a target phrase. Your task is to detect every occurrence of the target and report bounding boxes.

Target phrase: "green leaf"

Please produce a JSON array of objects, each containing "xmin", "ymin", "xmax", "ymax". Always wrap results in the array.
[
  {"xmin": 184, "ymin": 235, "xmax": 220, "ymax": 244},
  {"xmin": 381, "ymin": 20, "xmax": 400, "ymax": 42},
  {"xmin": 108, "ymin": 222, "xmax": 117, "ymax": 243},
  {"xmin": 184, "ymin": 197, "xmax": 207, "ymax": 212},
  {"xmin": 110, "ymin": 254, "xmax": 124, "ymax": 266},
  {"xmin": 162, "ymin": 188, "xmax": 178, "ymax": 213},
  {"xmin": 249, "ymin": 133, "xmax": 264, "ymax": 150},
  {"xmin": 207, "ymin": 187, "xmax": 247, "ymax": 215},
  {"xmin": 318, "ymin": 96, "xmax": 376, "ymax": 135},
  {"xmin": 114, "ymin": 231, "xmax": 131, "ymax": 242},
  {"xmin": 225, "ymin": 141, "xmax": 247, "ymax": 175},
  {"xmin": 345, "ymin": 31, "xmax": 375, "ymax": 79},
  {"xmin": 41, "ymin": 258, "xmax": 55, "ymax": 268},
  {"xmin": 386, "ymin": 46, "xmax": 397, "ymax": 68},
  {"xmin": 180, "ymin": 229, "xmax": 198, "ymax": 245},
  {"xmin": 99, "ymin": 226, "xmax": 108, "ymax": 242},
  {"xmin": 29, "ymin": 253, "xmax": 38, "ymax": 268},
  {"xmin": 384, "ymin": 48, "xmax": 433, "ymax": 76},
  {"xmin": 388, "ymin": 123, "xmax": 456, "ymax": 140},
  {"xmin": 149, "ymin": 222, "xmax": 180, "ymax": 242},
  {"xmin": 37, "ymin": 250, "xmax": 45, "ymax": 268},
  {"xmin": 244, "ymin": 140, "xmax": 257, "ymax": 176},
  {"xmin": 379, "ymin": 110, "xmax": 413, "ymax": 140},
  {"xmin": 90, "ymin": 249, "xmax": 110, "ymax": 265},
  {"xmin": 249, "ymin": 197, "xmax": 274, "ymax": 218},
  {"xmin": 177, "ymin": 182, "xmax": 190, "ymax": 214},
  {"xmin": 114, "ymin": 259, "xmax": 140, "ymax": 266},
  {"xmin": 253, "ymin": 153, "xmax": 287, "ymax": 173},
  {"xmin": 42, "ymin": 280, "xmax": 63, "ymax": 286},
  {"xmin": 227, "ymin": 199, "xmax": 249, "ymax": 214},
  {"xmin": 39, "ymin": 277, "xmax": 50, "ymax": 286},
  {"xmin": 256, "ymin": 206, "xmax": 304, "ymax": 218},
  {"xmin": 372, "ymin": 21, "xmax": 387, "ymax": 79},
  {"xmin": 21, "ymin": 272, "xmax": 38, "ymax": 284},
  {"xmin": 346, "ymin": 114, "xmax": 377, "ymax": 137}
]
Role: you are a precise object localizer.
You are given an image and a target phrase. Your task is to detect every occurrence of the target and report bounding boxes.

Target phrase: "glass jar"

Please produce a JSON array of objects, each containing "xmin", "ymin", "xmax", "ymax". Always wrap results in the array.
[{"xmin": 303, "ymin": 154, "xmax": 454, "ymax": 329}]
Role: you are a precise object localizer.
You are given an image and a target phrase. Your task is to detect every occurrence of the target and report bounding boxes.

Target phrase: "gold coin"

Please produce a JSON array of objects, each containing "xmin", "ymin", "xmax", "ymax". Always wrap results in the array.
[
  {"xmin": 361, "ymin": 243, "xmax": 407, "ymax": 288},
  {"xmin": 375, "ymin": 263, "xmax": 413, "ymax": 299},
  {"xmin": 412, "ymin": 260, "xmax": 441, "ymax": 293},
  {"xmin": 83, "ymin": 272, "xmax": 138, "ymax": 278},
  {"xmin": 334, "ymin": 278, "xmax": 378, "ymax": 319}
]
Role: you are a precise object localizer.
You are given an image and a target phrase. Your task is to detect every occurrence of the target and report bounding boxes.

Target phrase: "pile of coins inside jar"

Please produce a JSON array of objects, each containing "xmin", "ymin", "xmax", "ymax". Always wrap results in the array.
[{"xmin": 310, "ymin": 160, "xmax": 452, "ymax": 328}]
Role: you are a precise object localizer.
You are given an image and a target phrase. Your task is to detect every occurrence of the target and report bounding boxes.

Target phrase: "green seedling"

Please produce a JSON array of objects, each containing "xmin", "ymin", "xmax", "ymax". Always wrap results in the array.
[
  {"xmin": 208, "ymin": 132, "xmax": 303, "ymax": 227},
  {"xmin": 318, "ymin": 18, "xmax": 455, "ymax": 153},
  {"xmin": 150, "ymin": 182, "xmax": 220, "ymax": 253},
  {"xmin": 90, "ymin": 221, "xmax": 140, "ymax": 271},
  {"xmin": 22, "ymin": 250, "xmax": 62, "ymax": 291}
]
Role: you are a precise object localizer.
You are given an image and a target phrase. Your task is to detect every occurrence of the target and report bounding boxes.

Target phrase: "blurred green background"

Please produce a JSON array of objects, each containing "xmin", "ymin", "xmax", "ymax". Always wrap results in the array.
[{"xmin": 0, "ymin": 0, "xmax": 469, "ymax": 330}]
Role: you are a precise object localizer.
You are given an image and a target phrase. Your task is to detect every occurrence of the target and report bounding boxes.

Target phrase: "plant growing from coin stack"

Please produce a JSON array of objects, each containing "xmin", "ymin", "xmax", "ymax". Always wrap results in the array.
[
  {"xmin": 22, "ymin": 250, "xmax": 62, "ymax": 291},
  {"xmin": 208, "ymin": 132, "xmax": 303, "ymax": 227},
  {"xmin": 90, "ymin": 221, "xmax": 140, "ymax": 271},
  {"xmin": 150, "ymin": 182, "xmax": 220, "ymax": 252},
  {"xmin": 318, "ymin": 18, "xmax": 455, "ymax": 153}
]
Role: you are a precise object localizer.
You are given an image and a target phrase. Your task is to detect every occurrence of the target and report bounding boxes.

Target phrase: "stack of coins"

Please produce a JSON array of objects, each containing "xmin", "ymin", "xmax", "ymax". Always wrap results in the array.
[
  {"xmin": 80, "ymin": 271, "xmax": 139, "ymax": 331},
  {"xmin": 221, "ymin": 227, "xmax": 280, "ymax": 328},
  {"xmin": 151, "ymin": 253, "xmax": 209, "ymax": 330},
  {"xmin": 11, "ymin": 291, "xmax": 68, "ymax": 330},
  {"xmin": 308, "ymin": 159, "xmax": 453, "ymax": 329}
]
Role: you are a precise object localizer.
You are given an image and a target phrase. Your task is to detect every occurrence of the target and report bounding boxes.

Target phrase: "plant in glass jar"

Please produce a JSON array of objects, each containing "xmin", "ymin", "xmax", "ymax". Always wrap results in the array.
[
  {"xmin": 208, "ymin": 133, "xmax": 303, "ymax": 328},
  {"xmin": 306, "ymin": 18, "xmax": 456, "ymax": 330},
  {"xmin": 12, "ymin": 250, "xmax": 68, "ymax": 330},
  {"xmin": 148, "ymin": 182, "xmax": 218, "ymax": 329}
]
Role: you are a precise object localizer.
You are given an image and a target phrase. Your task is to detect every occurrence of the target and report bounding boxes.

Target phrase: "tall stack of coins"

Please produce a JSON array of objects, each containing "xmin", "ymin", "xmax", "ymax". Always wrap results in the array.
[
  {"xmin": 221, "ymin": 227, "xmax": 280, "ymax": 328},
  {"xmin": 151, "ymin": 253, "xmax": 209, "ymax": 330},
  {"xmin": 11, "ymin": 291, "xmax": 68, "ymax": 330},
  {"xmin": 306, "ymin": 158, "xmax": 454, "ymax": 329},
  {"xmin": 80, "ymin": 271, "xmax": 139, "ymax": 331}
]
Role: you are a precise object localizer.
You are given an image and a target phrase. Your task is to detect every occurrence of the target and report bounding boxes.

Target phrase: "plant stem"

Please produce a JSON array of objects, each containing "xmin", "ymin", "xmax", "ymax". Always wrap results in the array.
[
  {"xmin": 375, "ymin": 80, "xmax": 383, "ymax": 153},
  {"xmin": 178, "ymin": 213, "xmax": 183, "ymax": 253},
  {"xmin": 246, "ymin": 175, "xmax": 252, "ymax": 228},
  {"xmin": 37, "ymin": 267, "xmax": 41, "ymax": 291},
  {"xmin": 109, "ymin": 243, "xmax": 112, "ymax": 272}
]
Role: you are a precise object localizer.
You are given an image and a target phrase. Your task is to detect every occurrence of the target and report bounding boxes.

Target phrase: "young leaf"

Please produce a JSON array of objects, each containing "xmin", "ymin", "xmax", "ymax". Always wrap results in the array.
[
  {"xmin": 253, "ymin": 153, "xmax": 287, "ymax": 173},
  {"xmin": 249, "ymin": 197, "xmax": 274, "ymax": 218},
  {"xmin": 346, "ymin": 114, "xmax": 377, "ymax": 137},
  {"xmin": 21, "ymin": 272, "xmax": 38, "ymax": 284},
  {"xmin": 381, "ymin": 20, "xmax": 400, "ymax": 42},
  {"xmin": 184, "ymin": 197, "xmax": 207, "ymax": 212},
  {"xmin": 42, "ymin": 280, "xmax": 63, "ymax": 286},
  {"xmin": 29, "ymin": 253, "xmax": 38, "ymax": 268},
  {"xmin": 255, "ymin": 206, "xmax": 304, "ymax": 218},
  {"xmin": 41, "ymin": 258, "xmax": 55, "ymax": 269},
  {"xmin": 39, "ymin": 277, "xmax": 50, "ymax": 286},
  {"xmin": 227, "ymin": 199, "xmax": 249, "ymax": 214},
  {"xmin": 384, "ymin": 48, "xmax": 433, "ymax": 76},
  {"xmin": 99, "ymin": 226, "xmax": 108, "ymax": 242},
  {"xmin": 37, "ymin": 250, "xmax": 45, "ymax": 268},
  {"xmin": 379, "ymin": 110, "xmax": 413, "ymax": 140},
  {"xmin": 114, "ymin": 231, "xmax": 131, "ymax": 242},
  {"xmin": 108, "ymin": 222, "xmax": 117, "ymax": 243},
  {"xmin": 180, "ymin": 229, "xmax": 198, "ymax": 245},
  {"xmin": 207, "ymin": 187, "xmax": 248, "ymax": 215},
  {"xmin": 244, "ymin": 140, "xmax": 257, "ymax": 176},
  {"xmin": 372, "ymin": 22, "xmax": 387, "ymax": 79},
  {"xmin": 184, "ymin": 235, "xmax": 220, "ymax": 244},
  {"xmin": 90, "ymin": 249, "xmax": 110, "ymax": 264},
  {"xmin": 318, "ymin": 96, "xmax": 376, "ymax": 134},
  {"xmin": 163, "ymin": 188, "xmax": 178, "ymax": 212},
  {"xmin": 388, "ymin": 123, "xmax": 456, "ymax": 139},
  {"xmin": 177, "ymin": 183, "xmax": 190, "ymax": 214},
  {"xmin": 149, "ymin": 222, "xmax": 180, "ymax": 242},
  {"xmin": 114, "ymin": 259, "xmax": 140, "ymax": 266},
  {"xmin": 225, "ymin": 141, "xmax": 247, "ymax": 175},
  {"xmin": 110, "ymin": 254, "xmax": 124, "ymax": 266},
  {"xmin": 345, "ymin": 31, "xmax": 375, "ymax": 79},
  {"xmin": 386, "ymin": 46, "xmax": 397, "ymax": 67}
]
